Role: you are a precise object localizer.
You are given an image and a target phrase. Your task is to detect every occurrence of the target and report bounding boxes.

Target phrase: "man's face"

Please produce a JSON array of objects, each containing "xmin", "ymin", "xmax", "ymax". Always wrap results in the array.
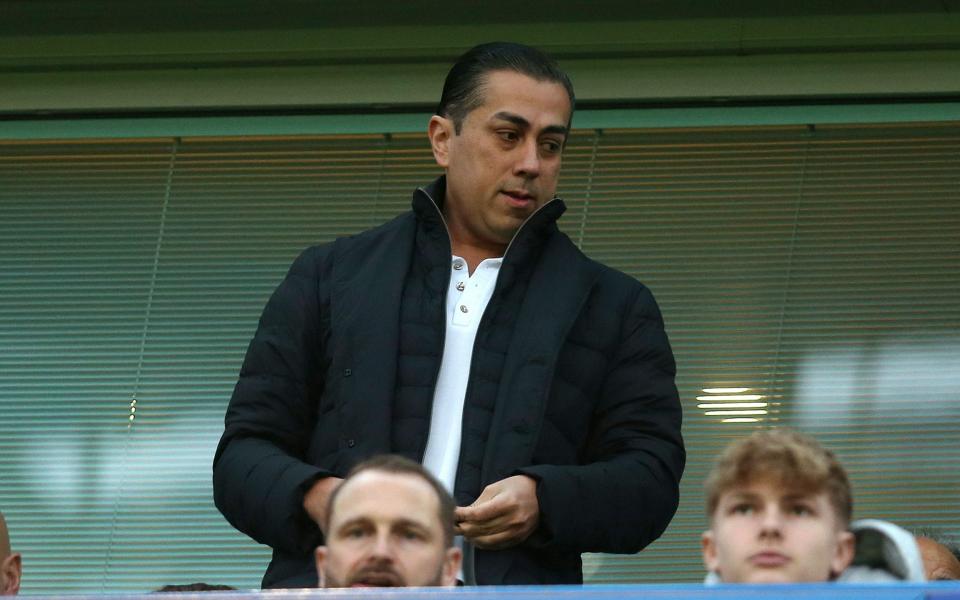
[
  {"xmin": 315, "ymin": 470, "xmax": 460, "ymax": 588},
  {"xmin": 428, "ymin": 69, "xmax": 571, "ymax": 250},
  {"xmin": 701, "ymin": 478, "xmax": 854, "ymax": 583},
  {"xmin": 916, "ymin": 536, "xmax": 960, "ymax": 581}
]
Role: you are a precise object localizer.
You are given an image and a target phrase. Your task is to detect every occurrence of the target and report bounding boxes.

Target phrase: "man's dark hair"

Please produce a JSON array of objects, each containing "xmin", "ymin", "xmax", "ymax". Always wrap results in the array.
[
  {"xmin": 437, "ymin": 41, "xmax": 575, "ymax": 133},
  {"xmin": 324, "ymin": 455, "xmax": 455, "ymax": 547}
]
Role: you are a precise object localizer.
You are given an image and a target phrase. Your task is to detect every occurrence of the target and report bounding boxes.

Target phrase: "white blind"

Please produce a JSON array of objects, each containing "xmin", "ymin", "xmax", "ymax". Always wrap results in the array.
[{"xmin": 1, "ymin": 123, "xmax": 958, "ymax": 592}]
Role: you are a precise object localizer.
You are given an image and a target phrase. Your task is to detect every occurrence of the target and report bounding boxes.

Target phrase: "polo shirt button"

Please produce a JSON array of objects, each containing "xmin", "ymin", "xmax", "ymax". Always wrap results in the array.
[
  {"xmin": 453, "ymin": 261, "xmax": 464, "ymax": 270},
  {"xmin": 347, "ymin": 439, "xmax": 355, "ymax": 448},
  {"xmin": 459, "ymin": 305, "xmax": 468, "ymax": 313},
  {"xmin": 343, "ymin": 368, "xmax": 352, "ymax": 377}
]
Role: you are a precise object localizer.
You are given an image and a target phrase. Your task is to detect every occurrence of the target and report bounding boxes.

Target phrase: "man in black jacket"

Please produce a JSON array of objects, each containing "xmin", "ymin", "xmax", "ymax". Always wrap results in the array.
[{"xmin": 213, "ymin": 41, "xmax": 685, "ymax": 588}]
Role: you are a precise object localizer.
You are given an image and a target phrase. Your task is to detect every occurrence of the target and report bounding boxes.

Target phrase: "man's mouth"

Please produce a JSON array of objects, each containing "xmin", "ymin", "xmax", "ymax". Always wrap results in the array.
[
  {"xmin": 501, "ymin": 189, "xmax": 534, "ymax": 208},
  {"xmin": 349, "ymin": 570, "xmax": 404, "ymax": 587},
  {"xmin": 750, "ymin": 551, "xmax": 789, "ymax": 567}
]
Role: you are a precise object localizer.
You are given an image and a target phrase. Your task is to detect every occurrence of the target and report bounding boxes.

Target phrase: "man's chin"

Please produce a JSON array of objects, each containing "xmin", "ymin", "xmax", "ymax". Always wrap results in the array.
[
  {"xmin": 741, "ymin": 570, "xmax": 798, "ymax": 584},
  {"xmin": 347, "ymin": 574, "xmax": 405, "ymax": 588}
]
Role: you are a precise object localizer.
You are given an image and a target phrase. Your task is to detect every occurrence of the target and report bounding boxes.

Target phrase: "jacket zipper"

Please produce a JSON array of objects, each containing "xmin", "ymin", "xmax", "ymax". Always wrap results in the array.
[{"xmin": 416, "ymin": 187, "xmax": 560, "ymax": 586}]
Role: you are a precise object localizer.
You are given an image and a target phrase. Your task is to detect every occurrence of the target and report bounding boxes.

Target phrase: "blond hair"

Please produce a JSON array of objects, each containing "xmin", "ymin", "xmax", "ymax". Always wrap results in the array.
[{"xmin": 704, "ymin": 428, "xmax": 852, "ymax": 527}]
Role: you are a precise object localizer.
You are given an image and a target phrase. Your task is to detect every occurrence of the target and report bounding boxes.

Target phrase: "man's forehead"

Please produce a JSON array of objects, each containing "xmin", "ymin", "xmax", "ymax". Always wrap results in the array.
[
  {"xmin": 331, "ymin": 471, "xmax": 440, "ymax": 521},
  {"xmin": 335, "ymin": 514, "xmax": 431, "ymax": 532},
  {"xmin": 474, "ymin": 70, "xmax": 571, "ymax": 123},
  {"xmin": 489, "ymin": 111, "xmax": 568, "ymax": 136},
  {"xmin": 722, "ymin": 480, "xmax": 826, "ymax": 502}
]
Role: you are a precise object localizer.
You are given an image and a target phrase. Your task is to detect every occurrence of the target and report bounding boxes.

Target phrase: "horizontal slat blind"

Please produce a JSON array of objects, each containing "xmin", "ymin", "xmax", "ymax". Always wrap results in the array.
[
  {"xmin": 1, "ymin": 139, "xmax": 178, "ymax": 592},
  {"xmin": 1, "ymin": 123, "xmax": 958, "ymax": 593},
  {"xmin": 580, "ymin": 123, "xmax": 960, "ymax": 582},
  {"xmin": 102, "ymin": 135, "xmax": 438, "ymax": 590}
]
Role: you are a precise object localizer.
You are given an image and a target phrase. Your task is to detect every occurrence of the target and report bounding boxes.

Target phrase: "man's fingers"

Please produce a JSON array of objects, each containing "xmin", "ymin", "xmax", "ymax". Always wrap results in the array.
[
  {"xmin": 469, "ymin": 515, "xmax": 538, "ymax": 549},
  {"xmin": 456, "ymin": 513, "xmax": 513, "ymax": 539},
  {"xmin": 470, "ymin": 526, "xmax": 527, "ymax": 550},
  {"xmin": 453, "ymin": 506, "xmax": 471, "ymax": 523},
  {"xmin": 454, "ymin": 475, "xmax": 539, "ymax": 548},
  {"xmin": 455, "ymin": 495, "xmax": 510, "ymax": 524}
]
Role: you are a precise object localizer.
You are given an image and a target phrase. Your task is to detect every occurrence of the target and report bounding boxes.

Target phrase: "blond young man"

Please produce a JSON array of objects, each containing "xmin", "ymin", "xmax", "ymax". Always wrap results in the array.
[
  {"xmin": 701, "ymin": 429, "xmax": 856, "ymax": 583},
  {"xmin": 701, "ymin": 429, "xmax": 930, "ymax": 584}
]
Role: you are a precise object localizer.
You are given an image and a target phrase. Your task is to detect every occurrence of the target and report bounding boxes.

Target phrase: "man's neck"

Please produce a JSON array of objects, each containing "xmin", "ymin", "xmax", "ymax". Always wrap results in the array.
[
  {"xmin": 450, "ymin": 240, "xmax": 504, "ymax": 275},
  {"xmin": 443, "ymin": 211, "xmax": 507, "ymax": 275}
]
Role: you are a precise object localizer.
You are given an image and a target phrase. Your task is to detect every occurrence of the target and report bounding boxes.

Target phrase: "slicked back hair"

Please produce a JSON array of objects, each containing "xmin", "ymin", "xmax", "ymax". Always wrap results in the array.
[
  {"xmin": 705, "ymin": 428, "xmax": 853, "ymax": 528},
  {"xmin": 324, "ymin": 455, "xmax": 455, "ymax": 547},
  {"xmin": 437, "ymin": 41, "xmax": 575, "ymax": 133}
]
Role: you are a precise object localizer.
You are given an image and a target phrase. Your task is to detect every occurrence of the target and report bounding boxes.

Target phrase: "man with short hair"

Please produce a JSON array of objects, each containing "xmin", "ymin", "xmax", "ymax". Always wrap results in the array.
[
  {"xmin": 314, "ymin": 455, "xmax": 461, "ymax": 588},
  {"xmin": 701, "ymin": 428, "xmax": 856, "ymax": 584},
  {"xmin": 215, "ymin": 41, "xmax": 684, "ymax": 587},
  {"xmin": 701, "ymin": 428, "xmax": 929, "ymax": 584},
  {"xmin": 0, "ymin": 513, "xmax": 21, "ymax": 595}
]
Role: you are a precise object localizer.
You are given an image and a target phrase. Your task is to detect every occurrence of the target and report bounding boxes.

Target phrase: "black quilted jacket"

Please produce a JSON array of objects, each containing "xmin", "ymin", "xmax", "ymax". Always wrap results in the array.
[{"xmin": 213, "ymin": 177, "xmax": 685, "ymax": 587}]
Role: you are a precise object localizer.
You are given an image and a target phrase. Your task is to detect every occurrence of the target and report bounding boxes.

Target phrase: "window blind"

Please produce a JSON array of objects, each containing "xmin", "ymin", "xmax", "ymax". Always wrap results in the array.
[{"xmin": 1, "ymin": 123, "xmax": 958, "ymax": 593}]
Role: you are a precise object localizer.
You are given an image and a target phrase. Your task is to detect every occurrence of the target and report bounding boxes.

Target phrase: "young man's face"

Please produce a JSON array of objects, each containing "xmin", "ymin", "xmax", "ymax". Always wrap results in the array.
[
  {"xmin": 702, "ymin": 478, "xmax": 854, "ymax": 583},
  {"xmin": 314, "ymin": 470, "xmax": 461, "ymax": 588},
  {"xmin": 428, "ymin": 69, "xmax": 571, "ymax": 250}
]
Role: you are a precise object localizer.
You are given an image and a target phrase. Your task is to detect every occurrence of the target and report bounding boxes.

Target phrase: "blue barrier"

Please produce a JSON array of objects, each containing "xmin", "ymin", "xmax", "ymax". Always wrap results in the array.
[{"xmin": 35, "ymin": 583, "xmax": 960, "ymax": 600}]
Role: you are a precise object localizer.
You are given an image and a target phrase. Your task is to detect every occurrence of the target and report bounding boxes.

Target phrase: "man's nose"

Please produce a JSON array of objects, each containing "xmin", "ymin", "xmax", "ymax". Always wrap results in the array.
[
  {"xmin": 759, "ymin": 508, "xmax": 784, "ymax": 536},
  {"xmin": 369, "ymin": 532, "xmax": 395, "ymax": 559},
  {"xmin": 514, "ymin": 139, "xmax": 541, "ymax": 177}
]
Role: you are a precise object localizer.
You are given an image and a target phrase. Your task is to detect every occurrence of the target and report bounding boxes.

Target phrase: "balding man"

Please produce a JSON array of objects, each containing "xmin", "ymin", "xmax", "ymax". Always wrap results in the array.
[
  {"xmin": 0, "ymin": 513, "xmax": 21, "ymax": 595},
  {"xmin": 314, "ymin": 455, "xmax": 460, "ymax": 588},
  {"xmin": 916, "ymin": 534, "xmax": 960, "ymax": 581}
]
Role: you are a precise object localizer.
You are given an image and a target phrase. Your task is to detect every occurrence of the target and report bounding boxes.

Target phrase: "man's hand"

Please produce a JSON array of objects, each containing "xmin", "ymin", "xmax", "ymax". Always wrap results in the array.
[
  {"xmin": 302, "ymin": 476, "xmax": 343, "ymax": 534},
  {"xmin": 454, "ymin": 475, "xmax": 540, "ymax": 549}
]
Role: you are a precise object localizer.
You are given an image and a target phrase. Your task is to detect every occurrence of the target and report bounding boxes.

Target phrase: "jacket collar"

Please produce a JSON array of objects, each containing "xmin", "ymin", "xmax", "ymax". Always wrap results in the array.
[{"xmin": 412, "ymin": 175, "xmax": 567, "ymax": 269}]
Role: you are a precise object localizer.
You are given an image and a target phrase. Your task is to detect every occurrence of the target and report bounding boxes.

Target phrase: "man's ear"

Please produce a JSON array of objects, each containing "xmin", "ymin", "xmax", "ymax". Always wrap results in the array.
[
  {"xmin": 441, "ymin": 547, "xmax": 462, "ymax": 587},
  {"xmin": 314, "ymin": 546, "xmax": 327, "ymax": 588},
  {"xmin": 428, "ymin": 115, "xmax": 453, "ymax": 169},
  {"xmin": 1, "ymin": 552, "xmax": 21, "ymax": 595},
  {"xmin": 831, "ymin": 530, "xmax": 856, "ymax": 578},
  {"xmin": 701, "ymin": 530, "xmax": 719, "ymax": 574}
]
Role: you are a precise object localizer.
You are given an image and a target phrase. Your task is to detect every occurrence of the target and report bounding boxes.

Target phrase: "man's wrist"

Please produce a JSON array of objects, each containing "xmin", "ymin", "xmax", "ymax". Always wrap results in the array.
[{"xmin": 302, "ymin": 476, "xmax": 342, "ymax": 533}]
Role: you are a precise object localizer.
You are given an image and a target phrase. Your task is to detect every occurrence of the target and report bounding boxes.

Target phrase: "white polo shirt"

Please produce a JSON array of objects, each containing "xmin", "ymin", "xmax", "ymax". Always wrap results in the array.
[{"xmin": 422, "ymin": 254, "xmax": 503, "ymax": 493}]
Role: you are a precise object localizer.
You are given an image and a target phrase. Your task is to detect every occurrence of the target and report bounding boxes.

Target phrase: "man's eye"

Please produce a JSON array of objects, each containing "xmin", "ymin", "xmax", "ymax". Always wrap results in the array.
[
  {"xmin": 343, "ymin": 528, "xmax": 367, "ymax": 538},
  {"xmin": 399, "ymin": 529, "xmax": 425, "ymax": 541},
  {"xmin": 790, "ymin": 504, "xmax": 814, "ymax": 516},
  {"xmin": 730, "ymin": 503, "xmax": 754, "ymax": 515},
  {"xmin": 497, "ymin": 130, "xmax": 519, "ymax": 142},
  {"xmin": 540, "ymin": 140, "xmax": 562, "ymax": 154}
]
